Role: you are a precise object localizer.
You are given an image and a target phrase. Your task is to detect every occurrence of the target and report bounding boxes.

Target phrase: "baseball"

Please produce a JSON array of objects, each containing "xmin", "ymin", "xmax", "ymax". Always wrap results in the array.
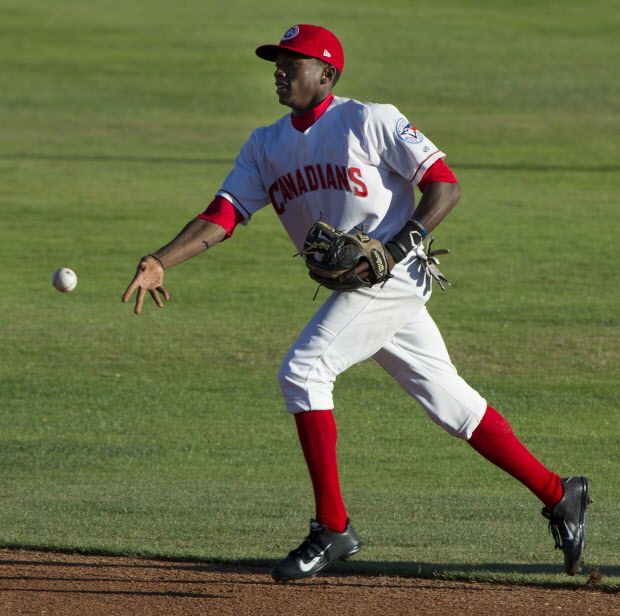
[{"xmin": 52, "ymin": 267, "xmax": 78, "ymax": 293}]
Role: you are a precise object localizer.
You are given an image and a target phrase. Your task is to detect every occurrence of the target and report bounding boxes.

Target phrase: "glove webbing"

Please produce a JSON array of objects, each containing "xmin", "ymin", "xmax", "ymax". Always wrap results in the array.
[{"xmin": 385, "ymin": 219, "xmax": 428, "ymax": 263}]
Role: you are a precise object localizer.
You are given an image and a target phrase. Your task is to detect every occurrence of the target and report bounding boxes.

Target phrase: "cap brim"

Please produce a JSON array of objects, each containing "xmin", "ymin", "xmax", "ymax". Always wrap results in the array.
[
  {"xmin": 256, "ymin": 44, "xmax": 315, "ymax": 62},
  {"xmin": 255, "ymin": 44, "xmax": 282, "ymax": 62}
]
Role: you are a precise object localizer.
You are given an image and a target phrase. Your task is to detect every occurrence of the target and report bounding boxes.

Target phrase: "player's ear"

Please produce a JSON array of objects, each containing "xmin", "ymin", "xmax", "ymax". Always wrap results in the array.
[{"xmin": 321, "ymin": 65, "xmax": 337, "ymax": 85}]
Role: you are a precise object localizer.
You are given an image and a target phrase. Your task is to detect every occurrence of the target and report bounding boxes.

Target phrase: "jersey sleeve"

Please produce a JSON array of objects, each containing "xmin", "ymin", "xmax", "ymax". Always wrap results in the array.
[
  {"xmin": 417, "ymin": 158, "xmax": 458, "ymax": 192},
  {"xmin": 197, "ymin": 195, "xmax": 245, "ymax": 237},
  {"xmin": 366, "ymin": 103, "xmax": 446, "ymax": 185},
  {"xmin": 217, "ymin": 129, "xmax": 270, "ymax": 221}
]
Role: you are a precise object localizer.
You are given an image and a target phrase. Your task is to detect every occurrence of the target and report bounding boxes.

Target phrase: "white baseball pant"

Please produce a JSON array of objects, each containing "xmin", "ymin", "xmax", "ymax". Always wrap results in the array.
[{"xmin": 278, "ymin": 256, "xmax": 487, "ymax": 439}]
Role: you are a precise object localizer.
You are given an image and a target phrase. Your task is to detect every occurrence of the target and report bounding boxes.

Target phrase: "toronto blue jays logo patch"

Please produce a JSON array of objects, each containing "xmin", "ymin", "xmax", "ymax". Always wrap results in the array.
[
  {"xmin": 282, "ymin": 25, "xmax": 300, "ymax": 41},
  {"xmin": 395, "ymin": 117, "xmax": 424, "ymax": 145}
]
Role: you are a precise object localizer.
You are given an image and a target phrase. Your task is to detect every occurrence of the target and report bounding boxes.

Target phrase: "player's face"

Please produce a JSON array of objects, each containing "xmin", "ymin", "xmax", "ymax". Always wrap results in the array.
[{"xmin": 274, "ymin": 52, "xmax": 329, "ymax": 115}]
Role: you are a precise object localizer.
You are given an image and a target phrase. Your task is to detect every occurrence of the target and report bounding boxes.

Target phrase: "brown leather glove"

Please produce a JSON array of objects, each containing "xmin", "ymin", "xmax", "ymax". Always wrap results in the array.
[{"xmin": 300, "ymin": 221, "xmax": 393, "ymax": 291}]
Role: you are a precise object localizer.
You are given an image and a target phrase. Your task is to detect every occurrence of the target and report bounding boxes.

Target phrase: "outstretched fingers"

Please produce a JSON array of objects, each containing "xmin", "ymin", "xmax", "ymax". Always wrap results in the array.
[
  {"xmin": 122, "ymin": 257, "xmax": 169, "ymax": 315},
  {"xmin": 121, "ymin": 279, "xmax": 140, "ymax": 304},
  {"xmin": 125, "ymin": 284, "xmax": 169, "ymax": 314},
  {"xmin": 149, "ymin": 287, "xmax": 170, "ymax": 308},
  {"xmin": 122, "ymin": 259, "xmax": 148, "ymax": 305},
  {"xmin": 149, "ymin": 288, "xmax": 163, "ymax": 308},
  {"xmin": 135, "ymin": 286, "xmax": 147, "ymax": 314}
]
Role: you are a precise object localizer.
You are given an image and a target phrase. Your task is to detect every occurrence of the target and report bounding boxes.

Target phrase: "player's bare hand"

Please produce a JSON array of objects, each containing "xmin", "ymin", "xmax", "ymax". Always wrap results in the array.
[{"xmin": 122, "ymin": 256, "xmax": 170, "ymax": 315}]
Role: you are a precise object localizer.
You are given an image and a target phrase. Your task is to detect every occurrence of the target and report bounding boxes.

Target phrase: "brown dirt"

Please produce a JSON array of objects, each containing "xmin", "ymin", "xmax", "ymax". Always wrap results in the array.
[{"xmin": 0, "ymin": 549, "xmax": 617, "ymax": 616}]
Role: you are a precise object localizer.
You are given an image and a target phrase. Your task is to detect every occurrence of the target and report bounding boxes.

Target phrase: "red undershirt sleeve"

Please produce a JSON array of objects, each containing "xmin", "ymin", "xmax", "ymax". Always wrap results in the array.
[
  {"xmin": 417, "ymin": 159, "xmax": 458, "ymax": 192},
  {"xmin": 197, "ymin": 195, "xmax": 245, "ymax": 237}
]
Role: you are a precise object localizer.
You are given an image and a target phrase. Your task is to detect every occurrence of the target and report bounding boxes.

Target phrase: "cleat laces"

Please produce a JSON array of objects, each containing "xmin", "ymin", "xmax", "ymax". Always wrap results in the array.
[
  {"xmin": 291, "ymin": 525, "xmax": 326, "ymax": 559},
  {"xmin": 542, "ymin": 508, "xmax": 570, "ymax": 550}
]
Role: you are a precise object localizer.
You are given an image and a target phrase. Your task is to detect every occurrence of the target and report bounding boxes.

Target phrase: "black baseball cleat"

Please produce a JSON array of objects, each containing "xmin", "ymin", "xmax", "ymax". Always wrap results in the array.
[
  {"xmin": 542, "ymin": 476, "xmax": 591, "ymax": 575},
  {"xmin": 271, "ymin": 519, "xmax": 361, "ymax": 582}
]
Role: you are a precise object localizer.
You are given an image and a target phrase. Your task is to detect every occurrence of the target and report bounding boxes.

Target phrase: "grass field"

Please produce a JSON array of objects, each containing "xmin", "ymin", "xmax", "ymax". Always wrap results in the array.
[{"xmin": 1, "ymin": 0, "xmax": 618, "ymax": 589}]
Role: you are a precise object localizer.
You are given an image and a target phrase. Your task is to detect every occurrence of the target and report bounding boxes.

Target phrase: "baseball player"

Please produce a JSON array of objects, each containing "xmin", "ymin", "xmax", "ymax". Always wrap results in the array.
[{"xmin": 122, "ymin": 24, "xmax": 591, "ymax": 582}]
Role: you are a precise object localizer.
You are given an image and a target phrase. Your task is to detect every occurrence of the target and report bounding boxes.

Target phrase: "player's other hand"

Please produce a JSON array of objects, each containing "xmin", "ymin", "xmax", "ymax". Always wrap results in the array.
[
  {"xmin": 122, "ymin": 255, "xmax": 170, "ymax": 314},
  {"xmin": 351, "ymin": 249, "xmax": 396, "ymax": 283}
]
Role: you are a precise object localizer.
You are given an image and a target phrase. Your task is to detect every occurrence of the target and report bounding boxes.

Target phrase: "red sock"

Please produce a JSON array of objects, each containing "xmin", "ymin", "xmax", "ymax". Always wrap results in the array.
[
  {"xmin": 294, "ymin": 410, "xmax": 348, "ymax": 532},
  {"xmin": 468, "ymin": 405, "xmax": 563, "ymax": 509}
]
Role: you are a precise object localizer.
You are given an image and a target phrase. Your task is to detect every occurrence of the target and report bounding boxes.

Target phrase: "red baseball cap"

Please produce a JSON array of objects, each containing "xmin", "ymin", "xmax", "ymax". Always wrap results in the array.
[{"xmin": 256, "ymin": 24, "xmax": 344, "ymax": 73}]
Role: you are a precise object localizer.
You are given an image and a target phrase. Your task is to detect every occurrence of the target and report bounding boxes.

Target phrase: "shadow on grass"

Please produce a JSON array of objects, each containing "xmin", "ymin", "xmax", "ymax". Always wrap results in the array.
[{"xmin": 1, "ymin": 548, "xmax": 618, "ymax": 591}]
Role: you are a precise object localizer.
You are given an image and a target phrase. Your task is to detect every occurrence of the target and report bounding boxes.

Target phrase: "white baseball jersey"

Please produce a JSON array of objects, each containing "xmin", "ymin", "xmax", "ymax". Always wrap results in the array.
[
  {"xmin": 216, "ymin": 94, "xmax": 486, "ymax": 430},
  {"xmin": 217, "ymin": 96, "xmax": 445, "ymax": 251}
]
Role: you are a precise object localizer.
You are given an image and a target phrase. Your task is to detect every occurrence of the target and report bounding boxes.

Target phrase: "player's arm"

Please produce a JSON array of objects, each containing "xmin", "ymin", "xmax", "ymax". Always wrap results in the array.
[
  {"xmin": 366, "ymin": 105, "xmax": 461, "ymax": 263},
  {"xmin": 122, "ymin": 197, "xmax": 241, "ymax": 314},
  {"xmin": 149, "ymin": 217, "xmax": 228, "ymax": 269},
  {"xmin": 385, "ymin": 160, "xmax": 460, "ymax": 263},
  {"xmin": 411, "ymin": 159, "xmax": 461, "ymax": 232},
  {"xmin": 411, "ymin": 180, "xmax": 461, "ymax": 233},
  {"xmin": 123, "ymin": 128, "xmax": 267, "ymax": 314}
]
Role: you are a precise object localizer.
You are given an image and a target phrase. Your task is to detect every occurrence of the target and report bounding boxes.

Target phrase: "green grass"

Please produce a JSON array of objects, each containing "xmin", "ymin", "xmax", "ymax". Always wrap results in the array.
[{"xmin": 1, "ymin": 0, "xmax": 619, "ymax": 589}]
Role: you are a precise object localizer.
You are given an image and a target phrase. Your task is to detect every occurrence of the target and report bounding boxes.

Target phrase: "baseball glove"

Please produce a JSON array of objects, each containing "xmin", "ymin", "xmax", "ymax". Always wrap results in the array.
[{"xmin": 300, "ymin": 221, "xmax": 392, "ymax": 291}]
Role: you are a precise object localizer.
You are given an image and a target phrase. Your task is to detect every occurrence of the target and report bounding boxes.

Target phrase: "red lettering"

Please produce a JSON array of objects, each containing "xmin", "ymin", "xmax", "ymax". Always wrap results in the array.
[
  {"xmin": 282, "ymin": 173, "xmax": 299, "ymax": 199},
  {"xmin": 316, "ymin": 164, "xmax": 327, "ymax": 189},
  {"xmin": 295, "ymin": 169, "xmax": 308, "ymax": 194},
  {"xmin": 304, "ymin": 165, "xmax": 319, "ymax": 191},
  {"xmin": 278, "ymin": 176, "xmax": 292, "ymax": 203},
  {"xmin": 269, "ymin": 181, "xmax": 284, "ymax": 214},
  {"xmin": 272, "ymin": 166, "xmax": 366, "ymax": 213},
  {"xmin": 325, "ymin": 164, "xmax": 338, "ymax": 189},
  {"xmin": 335, "ymin": 165, "xmax": 351, "ymax": 192},
  {"xmin": 348, "ymin": 167, "xmax": 368, "ymax": 197}
]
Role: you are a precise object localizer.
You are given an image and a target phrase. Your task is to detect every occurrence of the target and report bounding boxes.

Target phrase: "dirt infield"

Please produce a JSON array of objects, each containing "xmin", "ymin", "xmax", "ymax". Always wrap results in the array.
[{"xmin": 0, "ymin": 549, "xmax": 617, "ymax": 615}]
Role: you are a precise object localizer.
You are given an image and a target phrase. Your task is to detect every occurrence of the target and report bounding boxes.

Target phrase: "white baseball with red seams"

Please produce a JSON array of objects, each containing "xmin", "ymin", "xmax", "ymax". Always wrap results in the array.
[{"xmin": 217, "ymin": 95, "xmax": 486, "ymax": 437}]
